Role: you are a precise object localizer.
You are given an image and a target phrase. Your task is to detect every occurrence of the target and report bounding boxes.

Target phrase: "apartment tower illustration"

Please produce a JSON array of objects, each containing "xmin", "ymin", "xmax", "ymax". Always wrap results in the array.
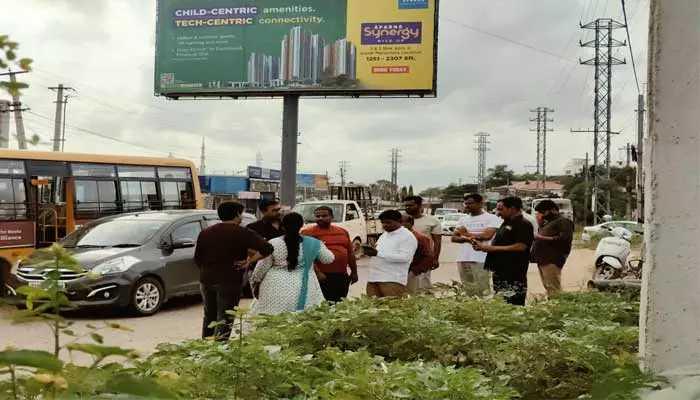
[{"xmin": 247, "ymin": 26, "xmax": 356, "ymax": 86}]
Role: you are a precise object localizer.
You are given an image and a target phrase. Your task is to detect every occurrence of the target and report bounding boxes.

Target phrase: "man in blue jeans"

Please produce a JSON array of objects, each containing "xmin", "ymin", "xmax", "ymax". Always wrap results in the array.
[{"xmin": 194, "ymin": 201, "xmax": 273, "ymax": 341}]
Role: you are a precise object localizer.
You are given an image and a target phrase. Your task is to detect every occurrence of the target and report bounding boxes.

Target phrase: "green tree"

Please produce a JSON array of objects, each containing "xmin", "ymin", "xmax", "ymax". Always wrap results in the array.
[
  {"xmin": 485, "ymin": 165, "xmax": 515, "ymax": 188},
  {"xmin": 563, "ymin": 166, "xmax": 632, "ymax": 224},
  {"xmin": 400, "ymin": 186, "xmax": 408, "ymax": 199},
  {"xmin": 408, "ymin": 185, "xmax": 414, "ymax": 196},
  {"xmin": 0, "ymin": 35, "xmax": 32, "ymax": 96}
]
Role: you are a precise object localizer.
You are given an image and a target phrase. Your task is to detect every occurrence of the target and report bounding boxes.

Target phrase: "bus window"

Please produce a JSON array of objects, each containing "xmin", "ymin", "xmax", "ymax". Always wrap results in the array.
[
  {"xmin": 117, "ymin": 165, "xmax": 156, "ymax": 179},
  {"xmin": 0, "ymin": 159, "xmax": 25, "ymax": 175},
  {"xmin": 158, "ymin": 167, "xmax": 191, "ymax": 180},
  {"xmin": 71, "ymin": 163, "xmax": 116, "ymax": 178},
  {"xmin": 0, "ymin": 178, "xmax": 27, "ymax": 220},
  {"xmin": 177, "ymin": 181, "xmax": 195, "ymax": 209},
  {"xmin": 98, "ymin": 181, "xmax": 118, "ymax": 214},
  {"xmin": 160, "ymin": 181, "xmax": 179, "ymax": 209},
  {"xmin": 75, "ymin": 180, "xmax": 118, "ymax": 218}
]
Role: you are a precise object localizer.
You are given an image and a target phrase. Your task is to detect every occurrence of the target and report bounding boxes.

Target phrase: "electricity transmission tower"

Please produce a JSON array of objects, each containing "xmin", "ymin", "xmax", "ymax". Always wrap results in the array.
[
  {"xmin": 572, "ymin": 18, "xmax": 626, "ymax": 223},
  {"xmin": 390, "ymin": 148, "xmax": 401, "ymax": 200},
  {"xmin": 338, "ymin": 160, "xmax": 349, "ymax": 187},
  {"xmin": 474, "ymin": 132, "xmax": 490, "ymax": 194},
  {"xmin": 530, "ymin": 107, "xmax": 554, "ymax": 191},
  {"xmin": 199, "ymin": 137, "xmax": 206, "ymax": 175}
]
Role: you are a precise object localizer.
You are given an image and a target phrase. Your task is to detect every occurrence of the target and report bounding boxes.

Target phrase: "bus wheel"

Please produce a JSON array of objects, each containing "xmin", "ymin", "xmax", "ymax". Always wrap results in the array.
[{"xmin": 353, "ymin": 239, "xmax": 363, "ymax": 260}]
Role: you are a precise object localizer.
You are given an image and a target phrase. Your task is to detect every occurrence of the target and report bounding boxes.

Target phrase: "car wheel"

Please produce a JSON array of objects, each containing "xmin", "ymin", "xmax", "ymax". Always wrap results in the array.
[
  {"xmin": 130, "ymin": 277, "xmax": 164, "ymax": 316},
  {"xmin": 353, "ymin": 238, "xmax": 363, "ymax": 260}
]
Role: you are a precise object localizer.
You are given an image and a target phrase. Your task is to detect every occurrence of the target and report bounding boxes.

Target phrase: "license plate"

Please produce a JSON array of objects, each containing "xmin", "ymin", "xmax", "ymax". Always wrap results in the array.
[{"xmin": 28, "ymin": 281, "xmax": 65, "ymax": 288}]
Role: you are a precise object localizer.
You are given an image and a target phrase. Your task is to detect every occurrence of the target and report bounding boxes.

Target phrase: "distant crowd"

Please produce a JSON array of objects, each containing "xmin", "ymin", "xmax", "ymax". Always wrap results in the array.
[{"xmin": 193, "ymin": 194, "xmax": 574, "ymax": 341}]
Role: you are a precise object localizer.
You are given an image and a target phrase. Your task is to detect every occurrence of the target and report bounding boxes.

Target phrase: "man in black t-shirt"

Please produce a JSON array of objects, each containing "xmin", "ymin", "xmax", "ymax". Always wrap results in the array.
[{"xmin": 473, "ymin": 197, "xmax": 534, "ymax": 306}]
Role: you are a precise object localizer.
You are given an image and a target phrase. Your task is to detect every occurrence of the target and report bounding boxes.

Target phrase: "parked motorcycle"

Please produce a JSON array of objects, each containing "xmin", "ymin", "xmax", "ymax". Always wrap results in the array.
[{"xmin": 593, "ymin": 226, "xmax": 636, "ymax": 280}]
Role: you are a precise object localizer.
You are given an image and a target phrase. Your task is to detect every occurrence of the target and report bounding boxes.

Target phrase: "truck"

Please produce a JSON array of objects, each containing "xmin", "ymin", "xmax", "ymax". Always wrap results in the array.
[{"xmin": 291, "ymin": 185, "xmax": 382, "ymax": 259}]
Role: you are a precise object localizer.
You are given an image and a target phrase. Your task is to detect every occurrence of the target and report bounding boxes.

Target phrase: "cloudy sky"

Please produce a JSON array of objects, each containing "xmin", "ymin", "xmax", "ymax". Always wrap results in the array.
[{"xmin": 1, "ymin": 0, "xmax": 649, "ymax": 191}]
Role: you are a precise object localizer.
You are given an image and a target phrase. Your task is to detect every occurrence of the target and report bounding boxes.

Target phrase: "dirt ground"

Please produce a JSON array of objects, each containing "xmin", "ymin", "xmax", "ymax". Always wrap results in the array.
[{"xmin": 0, "ymin": 241, "xmax": 596, "ymax": 358}]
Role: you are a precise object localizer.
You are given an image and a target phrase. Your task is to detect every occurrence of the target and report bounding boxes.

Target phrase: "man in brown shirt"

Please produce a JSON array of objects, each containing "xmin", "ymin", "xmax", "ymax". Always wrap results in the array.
[
  {"xmin": 531, "ymin": 200, "xmax": 574, "ymax": 297},
  {"xmin": 401, "ymin": 214, "xmax": 436, "ymax": 276},
  {"xmin": 194, "ymin": 201, "xmax": 273, "ymax": 341}
]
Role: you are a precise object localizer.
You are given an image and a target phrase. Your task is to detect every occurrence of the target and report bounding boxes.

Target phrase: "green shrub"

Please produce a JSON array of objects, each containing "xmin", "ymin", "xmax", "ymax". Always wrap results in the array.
[{"xmin": 140, "ymin": 289, "xmax": 656, "ymax": 400}]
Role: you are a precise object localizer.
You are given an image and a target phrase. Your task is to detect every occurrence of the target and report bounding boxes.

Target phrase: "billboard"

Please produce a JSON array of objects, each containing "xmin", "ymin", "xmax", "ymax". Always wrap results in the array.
[
  {"xmin": 247, "ymin": 166, "xmax": 281, "ymax": 180},
  {"xmin": 154, "ymin": 0, "xmax": 438, "ymax": 98}
]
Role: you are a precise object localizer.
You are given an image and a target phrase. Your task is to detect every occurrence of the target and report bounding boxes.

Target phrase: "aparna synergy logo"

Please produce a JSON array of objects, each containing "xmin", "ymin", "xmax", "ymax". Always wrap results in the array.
[{"xmin": 361, "ymin": 22, "xmax": 422, "ymax": 45}]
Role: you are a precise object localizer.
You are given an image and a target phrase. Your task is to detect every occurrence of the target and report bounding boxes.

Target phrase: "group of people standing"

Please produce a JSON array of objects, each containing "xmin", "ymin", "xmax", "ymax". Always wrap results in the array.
[
  {"xmin": 194, "ymin": 199, "xmax": 359, "ymax": 341},
  {"xmin": 452, "ymin": 194, "xmax": 575, "ymax": 305},
  {"xmin": 193, "ymin": 193, "xmax": 574, "ymax": 341}
]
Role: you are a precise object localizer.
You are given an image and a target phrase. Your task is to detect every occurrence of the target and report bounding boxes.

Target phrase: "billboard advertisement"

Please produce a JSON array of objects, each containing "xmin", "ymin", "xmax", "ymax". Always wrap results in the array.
[
  {"xmin": 247, "ymin": 166, "xmax": 281, "ymax": 180},
  {"xmin": 154, "ymin": 0, "xmax": 438, "ymax": 98}
]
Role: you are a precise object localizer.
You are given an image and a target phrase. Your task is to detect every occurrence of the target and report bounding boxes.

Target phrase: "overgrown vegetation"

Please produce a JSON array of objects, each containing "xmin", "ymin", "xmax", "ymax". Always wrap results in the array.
[
  {"xmin": 144, "ymin": 285, "xmax": 657, "ymax": 400},
  {"xmin": 1, "ymin": 244, "xmax": 659, "ymax": 399}
]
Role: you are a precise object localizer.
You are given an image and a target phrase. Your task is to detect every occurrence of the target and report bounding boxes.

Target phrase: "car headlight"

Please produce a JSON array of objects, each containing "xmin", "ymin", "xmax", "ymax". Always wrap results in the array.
[{"xmin": 92, "ymin": 256, "xmax": 140, "ymax": 276}]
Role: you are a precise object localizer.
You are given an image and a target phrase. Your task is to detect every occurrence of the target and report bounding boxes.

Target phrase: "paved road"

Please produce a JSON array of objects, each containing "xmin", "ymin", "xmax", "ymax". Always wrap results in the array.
[{"xmin": 0, "ymin": 241, "xmax": 596, "ymax": 358}]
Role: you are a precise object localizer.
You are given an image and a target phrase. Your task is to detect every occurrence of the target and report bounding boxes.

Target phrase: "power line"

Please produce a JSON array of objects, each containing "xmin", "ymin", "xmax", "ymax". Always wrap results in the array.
[
  {"xmin": 441, "ymin": 17, "xmax": 575, "ymax": 63},
  {"xmin": 621, "ymin": 0, "xmax": 641, "ymax": 93}
]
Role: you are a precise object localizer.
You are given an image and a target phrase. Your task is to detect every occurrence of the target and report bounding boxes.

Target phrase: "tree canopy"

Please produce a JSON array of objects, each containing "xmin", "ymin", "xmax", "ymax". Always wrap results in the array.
[{"xmin": 0, "ymin": 34, "xmax": 32, "ymax": 96}]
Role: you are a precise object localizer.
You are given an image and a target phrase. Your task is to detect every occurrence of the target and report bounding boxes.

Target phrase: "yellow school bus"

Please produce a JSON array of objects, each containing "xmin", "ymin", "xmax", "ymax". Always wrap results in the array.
[{"xmin": 0, "ymin": 149, "xmax": 202, "ymax": 277}]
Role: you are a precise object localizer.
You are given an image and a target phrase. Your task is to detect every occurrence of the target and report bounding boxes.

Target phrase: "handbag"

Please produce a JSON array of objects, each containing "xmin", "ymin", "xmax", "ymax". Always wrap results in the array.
[{"xmin": 296, "ymin": 236, "xmax": 321, "ymax": 311}]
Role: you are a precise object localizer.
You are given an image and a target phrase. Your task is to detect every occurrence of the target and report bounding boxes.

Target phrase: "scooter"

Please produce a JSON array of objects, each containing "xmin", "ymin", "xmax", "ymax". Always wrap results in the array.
[{"xmin": 593, "ymin": 226, "xmax": 633, "ymax": 280}]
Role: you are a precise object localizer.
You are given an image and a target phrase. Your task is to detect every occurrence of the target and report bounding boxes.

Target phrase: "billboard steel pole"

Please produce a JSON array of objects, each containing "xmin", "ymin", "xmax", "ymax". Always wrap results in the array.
[{"xmin": 280, "ymin": 95, "xmax": 299, "ymax": 207}]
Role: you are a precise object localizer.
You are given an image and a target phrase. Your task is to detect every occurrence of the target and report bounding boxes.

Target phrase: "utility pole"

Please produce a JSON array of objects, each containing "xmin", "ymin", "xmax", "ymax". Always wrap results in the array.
[
  {"xmin": 530, "ymin": 107, "xmax": 554, "ymax": 191},
  {"xmin": 583, "ymin": 152, "xmax": 589, "ymax": 225},
  {"xmin": 474, "ymin": 132, "xmax": 490, "ymax": 194},
  {"xmin": 619, "ymin": 143, "xmax": 633, "ymax": 219},
  {"xmin": 572, "ymin": 18, "xmax": 626, "ymax": 224},
  {"xmin": 635, "ymin": 93, "xmax": 645, "ymax": 220},
  {"xmin": 390, "ymin": 148, "xmax": 401, "ymax": 201},
  {"xmin": 60, "ymin": 93, "xmax": 76, "ymax": 152},
  {"xmin": 49, "ymin": 84, "xmax": 75, "ymax": 152},
  {"xmin": 0, "ymin": 70, "xmax": 29, "ymax": 149},
  {"xmin": 199, "ymin": 137, "xmax": 206, "ymax": 175},
  {"xmin": 338, "ymin": 160, "xmax": 349, "ymax": 188}
]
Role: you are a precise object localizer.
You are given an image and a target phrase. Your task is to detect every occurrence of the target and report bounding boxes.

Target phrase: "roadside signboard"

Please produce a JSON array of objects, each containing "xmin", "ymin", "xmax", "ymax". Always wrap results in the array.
[
  {"xmin": 0, "ymin": 221, "xmax": 35, "ymax": 249},
  {"xmin": 154, "ymin": 0, "xmax": 439, "ymax": 98}
]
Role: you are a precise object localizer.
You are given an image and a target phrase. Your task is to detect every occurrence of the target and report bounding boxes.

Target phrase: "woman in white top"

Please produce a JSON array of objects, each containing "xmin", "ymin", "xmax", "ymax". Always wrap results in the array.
[{"xmin": 250, "ymin": 212, "xmax": 335, "ymax": 315}]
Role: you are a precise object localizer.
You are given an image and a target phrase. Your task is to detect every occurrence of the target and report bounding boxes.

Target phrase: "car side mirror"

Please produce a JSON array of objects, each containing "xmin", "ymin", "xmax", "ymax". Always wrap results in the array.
[{"xmin": 172, "ymin": 238, "xmax": 196, "ymax": 250}]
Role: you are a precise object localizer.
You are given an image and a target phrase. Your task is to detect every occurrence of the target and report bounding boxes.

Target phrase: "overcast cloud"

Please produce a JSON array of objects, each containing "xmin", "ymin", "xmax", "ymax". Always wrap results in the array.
[{"xmin": 1, "ymin": 0, "xmax": 649, "ymax": 191}]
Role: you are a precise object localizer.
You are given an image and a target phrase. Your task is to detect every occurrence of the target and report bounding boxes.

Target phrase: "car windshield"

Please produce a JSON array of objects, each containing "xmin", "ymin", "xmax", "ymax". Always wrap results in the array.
[
  {"xmin": 61, "ymin": 219, "xmax": 167, "ymax": 248},
  {"xmin": 292, "ymin": 203, "xmax": 343, "ymax": 223},
  {"xmin": 444, "ymin": 214, "xmax": 462, "ymax": 222}
]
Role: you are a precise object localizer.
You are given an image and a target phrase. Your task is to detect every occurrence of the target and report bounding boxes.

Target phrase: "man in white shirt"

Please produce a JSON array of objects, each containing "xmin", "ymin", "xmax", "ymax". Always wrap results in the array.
[
  {"xmin": 403, "ymin": 196, "xmax": 441, "ymax": 293},
  {"xmin": 363, "ymin": 209, "xmax": 418, "ymax": 298},
  {"xmin": 451, "ymin": 194, "xmax": 501, "ymax": 296}
]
